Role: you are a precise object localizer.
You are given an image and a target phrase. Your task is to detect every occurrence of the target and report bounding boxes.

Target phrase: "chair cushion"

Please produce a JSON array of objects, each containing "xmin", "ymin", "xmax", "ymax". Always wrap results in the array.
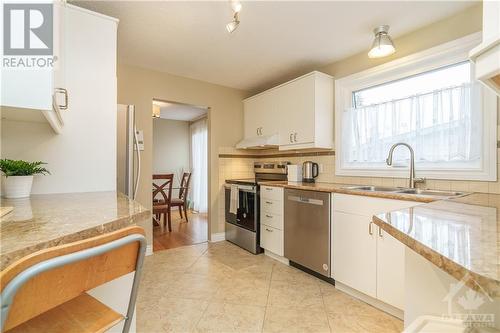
[{"xmin": 171, "ymin": 198, "xmax": 184, "ymax": 204}]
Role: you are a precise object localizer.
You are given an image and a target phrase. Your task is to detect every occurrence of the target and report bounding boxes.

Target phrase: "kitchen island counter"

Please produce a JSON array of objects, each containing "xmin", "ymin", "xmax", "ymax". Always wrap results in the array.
[{"xmin": 0, "ymin": 191, "xmax": 150, "ymax": 270}]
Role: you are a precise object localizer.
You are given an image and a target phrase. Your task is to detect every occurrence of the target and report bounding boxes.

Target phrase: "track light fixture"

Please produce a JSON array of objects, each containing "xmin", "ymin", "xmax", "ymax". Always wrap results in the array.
[{"xmin": 226, "ymin": 0, "xmax": 241, "ymax": 33}]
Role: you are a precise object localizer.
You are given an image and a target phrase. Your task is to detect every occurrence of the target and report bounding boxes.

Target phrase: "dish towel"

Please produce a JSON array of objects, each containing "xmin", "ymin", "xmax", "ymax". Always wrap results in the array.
[{"xmin": 229, "ymin": 185, "xmax": 239, "ymax": 214}]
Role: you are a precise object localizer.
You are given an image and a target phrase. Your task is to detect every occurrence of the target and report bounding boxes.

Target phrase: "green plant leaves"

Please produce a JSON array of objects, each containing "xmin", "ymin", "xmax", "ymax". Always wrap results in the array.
[{"xmin": 0, "ymin": 159, "xmax": 50, "ymax": 177}]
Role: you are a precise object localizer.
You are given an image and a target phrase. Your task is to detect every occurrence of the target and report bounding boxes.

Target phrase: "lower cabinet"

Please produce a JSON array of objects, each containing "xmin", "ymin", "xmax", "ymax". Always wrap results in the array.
[
  {"xmin": 332, "ymin": 194, "xmax": 422, "ymax": 310},
  {"xmin": 260, "ymin": 186, "xmax": 284, "ymax": 256}
]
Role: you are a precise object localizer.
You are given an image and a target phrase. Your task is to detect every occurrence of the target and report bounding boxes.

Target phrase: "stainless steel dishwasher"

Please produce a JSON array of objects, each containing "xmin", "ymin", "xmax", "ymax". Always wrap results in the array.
[{"xmin": 284, "ymin": 188, "xmax": 331, "ymax": 278}]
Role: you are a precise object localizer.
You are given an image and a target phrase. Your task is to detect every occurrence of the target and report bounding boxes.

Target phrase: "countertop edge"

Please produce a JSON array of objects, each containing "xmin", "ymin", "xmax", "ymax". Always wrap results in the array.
[{"xmin": 372, "ymin": 215, "xmax": 500, "ymax": 297}]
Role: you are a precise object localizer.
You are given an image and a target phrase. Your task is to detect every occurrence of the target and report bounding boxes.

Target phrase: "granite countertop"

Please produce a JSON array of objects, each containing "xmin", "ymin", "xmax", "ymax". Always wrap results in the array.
[
  {"xmin": 260, "ymin": 181, "xmax": 438, "ymax": 203},
  {"xmin": 261, "ymin": 181, "xmax": 499, "ymax": 296},
  {"xmin": 373, "ymin": 193, "xmax": 500, "ymax": 297},
  {"xmin": 0, "ymin": 191, "xmax": 150, "ymax": 270}
]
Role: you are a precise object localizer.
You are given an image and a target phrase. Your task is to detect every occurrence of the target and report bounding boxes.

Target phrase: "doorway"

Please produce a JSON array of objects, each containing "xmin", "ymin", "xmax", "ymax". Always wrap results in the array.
[{"xmin": 151, "ymin": 99, "xmax": 209, "ymax": 251}]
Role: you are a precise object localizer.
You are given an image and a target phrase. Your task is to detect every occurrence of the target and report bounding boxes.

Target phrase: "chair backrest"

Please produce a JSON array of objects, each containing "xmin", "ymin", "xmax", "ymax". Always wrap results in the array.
[
  {"xmin": 152, "ymin": 173, "xmax": 174, "ymax": 204},
  {"xmin": 0, "ymin": 226, "xmax": 146, "ymax": 332},
  {"xmin": 179, "ymin": 172, "xmax": 192, "ymax": 200}
]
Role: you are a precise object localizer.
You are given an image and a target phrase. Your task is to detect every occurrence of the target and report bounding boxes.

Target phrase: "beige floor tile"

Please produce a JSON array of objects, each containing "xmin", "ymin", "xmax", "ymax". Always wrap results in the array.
[
  {"xmin": 263, "ymin": 306, "xmax": 331, "ymax": 333},
  {"xmin": 163, "ymin": 273, "xmax": 226, "ymax": 300},
  {"xmin": 270, "ymin": 262, "xmax": 320, "ymax": 285},
  {"xmin": 194, "ymin": 302, "xmax": 266, "ymax": 333},
  {"xmin": 327, "ymin": 313, "xmax": 403, "ymax": 333},
  {"xmin": 321, "ymin": 285, "xmax": 382, "ymax": 317},
  {"xmin": 157, "ymin": 297, "xmax": 210, "ymax": 333},
  {"xmin": 267, "ymin": 279, "xmax": 323, "ymax": 309},
  {"xmin": 149, "ymin": 251, "xmax": 203, "ymax": 272},
  {"xmin": 212, "ymin": 276, "xmax": 271, "ymax": 306},
  {"xmin": 185, "ymin": 256, "xmax": 236, "ymax": 280}
]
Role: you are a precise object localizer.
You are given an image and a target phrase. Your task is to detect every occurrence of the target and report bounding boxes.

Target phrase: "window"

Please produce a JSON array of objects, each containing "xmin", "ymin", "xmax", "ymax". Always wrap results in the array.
[{"xmin": 335, "ymin": 33, "xmax": 497, "ymax": 181}]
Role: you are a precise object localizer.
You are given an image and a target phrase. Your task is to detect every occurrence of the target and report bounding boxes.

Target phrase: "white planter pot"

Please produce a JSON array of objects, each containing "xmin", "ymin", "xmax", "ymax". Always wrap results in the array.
[{"xmin": 1, "ymin": 175, "xmax": 34, "ymax": 198}]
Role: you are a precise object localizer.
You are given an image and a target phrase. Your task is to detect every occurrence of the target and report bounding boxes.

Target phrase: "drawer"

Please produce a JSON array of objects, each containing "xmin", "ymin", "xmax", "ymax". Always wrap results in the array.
[
  {"xmin": 260, "ymin": 225, "xmax": 283, "ymax": 256},
  {"xmin": 261, "ymin": 198, "xmax": 283, "ymax": 215},
  {"xmin": 333, "ymin": 193, "xmax": 422, "ymax": 217},
  {"xmin": 261, "ymin": 186, "xmax": 284, "ymax": 201},
  {"xmin": 260, "ymin": 211, "xmax": 283, "ymax": 230}
]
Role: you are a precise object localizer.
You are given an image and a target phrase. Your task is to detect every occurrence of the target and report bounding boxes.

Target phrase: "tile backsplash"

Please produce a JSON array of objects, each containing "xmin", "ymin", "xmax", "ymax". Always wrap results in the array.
[{"xmin": 217, "ymin": 146, "xmax": 500, "ymax": 231}]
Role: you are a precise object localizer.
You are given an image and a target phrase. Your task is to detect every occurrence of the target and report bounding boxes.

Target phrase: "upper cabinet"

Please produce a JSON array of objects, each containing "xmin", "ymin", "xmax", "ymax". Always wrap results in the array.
[
  {"xmin": 1, "ymin": 2, "xmax": 67, "ymax": 133},
  {"xmin": 469, "ymin": 0, "xmax": 500, "ymax": 96},
  {"xmin": 240, "ymin": 71, "xmax": 334, "ymax": 150}
]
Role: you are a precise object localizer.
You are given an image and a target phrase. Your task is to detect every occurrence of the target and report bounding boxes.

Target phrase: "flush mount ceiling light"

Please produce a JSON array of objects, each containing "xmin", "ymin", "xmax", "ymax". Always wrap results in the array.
[
  {"xmin": 368, "ymin": 25, "xmax": 395, "ymax": 58},
  {"xmin": 226, "ymin": 0, "xmax": 241, "ymax": 33}
]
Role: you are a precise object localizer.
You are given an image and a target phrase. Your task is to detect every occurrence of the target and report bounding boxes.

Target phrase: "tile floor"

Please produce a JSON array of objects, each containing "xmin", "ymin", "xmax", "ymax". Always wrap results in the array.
[{"xmin": 137, "ymin": 241, "xmax": 403, "ymax": 333}]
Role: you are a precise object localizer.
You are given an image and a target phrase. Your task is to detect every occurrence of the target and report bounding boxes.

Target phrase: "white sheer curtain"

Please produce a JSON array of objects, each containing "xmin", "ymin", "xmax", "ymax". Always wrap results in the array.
[
  {"xmin": 190, "ymin": 118, "xmax": 208, "ymax": 213},
  {"xmin": 342, "ymin": 83, "xmax": 482, "ymax": 169}
]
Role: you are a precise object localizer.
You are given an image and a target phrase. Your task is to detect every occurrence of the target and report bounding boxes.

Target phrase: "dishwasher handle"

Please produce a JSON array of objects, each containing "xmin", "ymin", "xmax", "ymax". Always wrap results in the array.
[{"xmin": 287, "ymin": 195, "xmax": 324, "ymax": 206}]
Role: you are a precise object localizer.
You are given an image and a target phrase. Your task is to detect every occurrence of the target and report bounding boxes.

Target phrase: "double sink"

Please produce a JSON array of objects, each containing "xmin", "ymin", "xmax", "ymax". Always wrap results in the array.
[{"xmin": 343, "ymin": 185, "xmax": 467, "ymax": 198}]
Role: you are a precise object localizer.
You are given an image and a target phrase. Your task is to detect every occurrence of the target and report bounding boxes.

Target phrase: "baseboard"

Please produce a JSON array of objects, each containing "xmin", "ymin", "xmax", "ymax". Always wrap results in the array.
[
  {"xmin": 210, "ymin": 232, "xmax": 226, "ymax": 242},
  {"xmin": 335, "ymin": 281, "xmax": 404, "ymax": 320},
  {"xmin": 264, "ymin": 250, "xmax": 289, "ymax": 265},
  {"xmin": 146, "ymin": 244, "xmax": 153, "ymax": 256}
]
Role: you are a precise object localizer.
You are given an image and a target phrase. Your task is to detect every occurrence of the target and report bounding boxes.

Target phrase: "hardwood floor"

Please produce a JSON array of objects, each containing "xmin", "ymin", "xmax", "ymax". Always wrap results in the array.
[{"xmin": 153, "ymin": 209, "xmax": 208, "ymax": 252}]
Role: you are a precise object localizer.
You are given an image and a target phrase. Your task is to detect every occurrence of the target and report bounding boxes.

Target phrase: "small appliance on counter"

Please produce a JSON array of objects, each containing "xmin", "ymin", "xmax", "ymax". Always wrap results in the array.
[
  {"xmin": 287, "ymin": 165, "xmax": 302, "ymax": 182},
  {"xmin": 302, "ymin": 161, "xmax": 319, "ymax": 183}
]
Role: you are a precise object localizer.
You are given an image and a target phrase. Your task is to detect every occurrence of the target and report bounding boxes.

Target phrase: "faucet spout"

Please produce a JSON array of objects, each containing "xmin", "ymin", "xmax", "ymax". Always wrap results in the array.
[{"xmin": 386, "ymin": 143, "xmax": 425, "ymax": 189}]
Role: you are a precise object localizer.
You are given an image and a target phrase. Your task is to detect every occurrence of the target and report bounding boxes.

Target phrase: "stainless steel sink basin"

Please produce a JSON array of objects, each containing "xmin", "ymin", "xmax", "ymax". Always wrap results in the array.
[
  {"xmin": 343, "ymin": 186, "xmax": 404, "ymax": 192},
  {"xmin": 342, "ymin": 185, "xmax": 467, "ymax": 198},
  {"xmin": 395, "ymin": 189, "xmax": 466, "ymax": 197}
]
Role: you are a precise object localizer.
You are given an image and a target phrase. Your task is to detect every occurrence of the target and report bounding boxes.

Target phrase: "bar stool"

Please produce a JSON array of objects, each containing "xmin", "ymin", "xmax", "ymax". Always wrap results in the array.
[{"xmin": 0, "ymin": 226, "xmax": 146, "ymax": 333}]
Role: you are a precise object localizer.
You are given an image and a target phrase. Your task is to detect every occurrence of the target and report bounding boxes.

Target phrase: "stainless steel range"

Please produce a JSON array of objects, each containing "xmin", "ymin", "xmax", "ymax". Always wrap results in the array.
[{"xmin": 224, "ymin": 161, "xmax": 289, "ymax": 254}]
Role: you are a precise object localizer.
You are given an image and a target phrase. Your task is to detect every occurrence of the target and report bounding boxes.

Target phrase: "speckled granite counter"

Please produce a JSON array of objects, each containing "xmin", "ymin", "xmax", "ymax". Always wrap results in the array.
[
  {"xmin": 260, "ymin": 181, "xmax": 438, "ymax": 203},
  {"xmin": 0, "ymin": 191, "xmax": 150, "ymax": 270},
  {"xmin": 373, "ymin": 193, "xmax": 500, "ymax": 297}
]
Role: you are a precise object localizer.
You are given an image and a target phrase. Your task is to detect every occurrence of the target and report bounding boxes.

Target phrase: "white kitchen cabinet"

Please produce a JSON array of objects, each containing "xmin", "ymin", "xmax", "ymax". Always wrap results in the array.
[
  {"xmin": 1, "ymin": 1, "xmax": 68, "ymax": 133},
  {"xmin": 241, "ymin": 71, "xmax": 334, "ymax": 150},
  {"xmin": 376, "ymin": 226, "xmax": 405, "ymax": 309},
  {"xmin": 332, "ymin": 194, "xmax": 422, "ymax": 310},
  {"xmin": 260, "ymin": 185, "xmax": 284, "ymax": 256},
  {"xmin": 244, "ymin": 91, "xmax": 278, "ymax": 138},
  {"xmin": 333, "ymin": 211, "xmax": 377, "ymax": 298},
  {"xmin": 1, "ymin": 4, "xmax": 118, "ymax": 195}
]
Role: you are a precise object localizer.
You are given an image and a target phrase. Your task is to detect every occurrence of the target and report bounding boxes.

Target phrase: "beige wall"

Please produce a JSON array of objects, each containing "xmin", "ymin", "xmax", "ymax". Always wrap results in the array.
[
  {"xmin": 153, "ymin": 118, "xmax": 190, "ymax": 175},
  {"xmin": 117, "ymin": 64, "xmax": 247, "ymax": 243}
]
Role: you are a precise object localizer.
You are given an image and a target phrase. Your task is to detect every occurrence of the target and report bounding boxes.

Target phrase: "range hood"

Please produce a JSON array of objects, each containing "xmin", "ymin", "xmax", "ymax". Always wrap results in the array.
[
  {"xmin": 236, "ymin": 133, "xmax": 279, "ymax": 149},
  {"xmin": 469, "ymin": 1, "xmax": 500, "ymax": 96}
]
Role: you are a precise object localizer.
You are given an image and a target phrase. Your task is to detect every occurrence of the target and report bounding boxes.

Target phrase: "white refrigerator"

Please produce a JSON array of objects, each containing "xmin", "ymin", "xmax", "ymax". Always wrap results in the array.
[{"xmin": 117, "ymin": 104, "xmax": 142, "ymax": 199}]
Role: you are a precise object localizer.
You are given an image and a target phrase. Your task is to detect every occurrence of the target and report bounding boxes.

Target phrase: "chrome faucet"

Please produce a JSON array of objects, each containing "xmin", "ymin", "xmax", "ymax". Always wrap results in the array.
[{"xmin": 386, "ymin": 143, "xmax": 425, "ymax": 189}]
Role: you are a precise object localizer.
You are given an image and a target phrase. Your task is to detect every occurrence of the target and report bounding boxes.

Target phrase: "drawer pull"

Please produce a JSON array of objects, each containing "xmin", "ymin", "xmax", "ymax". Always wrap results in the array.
[
  {"xmin": 265, "ymin": 201, "xmax": 272, "ymax": 204},
  {"xmin": 265, "ymin": 228, "xmax": 273, "ymax": 232},
  {"xmin": 265, "ymin": 188, "xmax": 272, "ymax": 191},
  {"xmin": 265, "ymin": 214, "xmax": 272, "ymax": 218}
]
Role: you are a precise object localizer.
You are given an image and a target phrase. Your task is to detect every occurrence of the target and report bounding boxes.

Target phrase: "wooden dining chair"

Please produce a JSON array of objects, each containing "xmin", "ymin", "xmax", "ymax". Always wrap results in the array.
[
  {"xmin": 0, "ymin": 226, "xmax": 146, "ymax": 333},
  {"xmin": 171, "ymin": 172, "xmax": 192, "ymax": 223},
  {"xmin": 152, "ymin": 173, "xmax": 174, "ymax": 232}
]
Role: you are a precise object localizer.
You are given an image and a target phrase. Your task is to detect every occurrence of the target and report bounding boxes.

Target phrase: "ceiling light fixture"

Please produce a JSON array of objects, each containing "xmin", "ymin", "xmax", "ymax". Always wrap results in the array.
[
  {"xmin": 226, "ymin": 0, "xmax": 241, "ymax": 33},
  {"xmin": 368, "ymin": 25, "xmax": 395, "ymax": 58}
]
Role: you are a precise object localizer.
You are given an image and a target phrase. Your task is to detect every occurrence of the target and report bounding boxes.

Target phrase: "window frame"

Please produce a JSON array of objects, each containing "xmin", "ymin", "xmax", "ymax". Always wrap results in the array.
[{"xmin": 334, "ymin": 32, "xmax": 498, "ymax": 181}]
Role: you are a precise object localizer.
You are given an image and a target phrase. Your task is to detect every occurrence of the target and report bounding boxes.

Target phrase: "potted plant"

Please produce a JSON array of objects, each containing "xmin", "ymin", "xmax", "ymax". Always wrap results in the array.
[{"xmin": 0, "ymin": 159, "xmax": 50, "ymax": 198}]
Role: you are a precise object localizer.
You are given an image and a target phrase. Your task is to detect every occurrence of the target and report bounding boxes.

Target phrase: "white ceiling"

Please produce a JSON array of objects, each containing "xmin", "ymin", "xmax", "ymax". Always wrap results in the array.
[
  {"xmin": 153, "ymin": 100, "xmax": 207, "ymax": 121},
  {"xmin": 72, "ymin": 1, "xmax": 476, "ymax": 92}
]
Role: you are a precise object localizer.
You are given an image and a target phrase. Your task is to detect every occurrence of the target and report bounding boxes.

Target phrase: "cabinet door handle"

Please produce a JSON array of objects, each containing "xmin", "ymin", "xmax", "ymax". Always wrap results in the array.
[
  {"xmin": 265, "ymin": 188, "xmax": 272, "ymax": 191},
  {"xmin": 256, "ymin": 128, "xmax": 259, "ymax": 135},
  {"xmin": 368, "ymin": 222, "xmax": 373, "ymax": 235},
  {"xmin": 294, "ymin": 132, "xmax": 297, "ymax": 142},
  {"xmin": 55, "ymin": 87, "xmax": 68, "ymax": 110},
  {"xmin": 265, "ymin": 228, "xmax": 273, "ymax": 232},
  {"xmin": 289, "ymin": 133, "xmax": 293, "ymax": 143},
  {"xmin": 378, "ymin": 227, "xmax": 383, "ymax": 238}
]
